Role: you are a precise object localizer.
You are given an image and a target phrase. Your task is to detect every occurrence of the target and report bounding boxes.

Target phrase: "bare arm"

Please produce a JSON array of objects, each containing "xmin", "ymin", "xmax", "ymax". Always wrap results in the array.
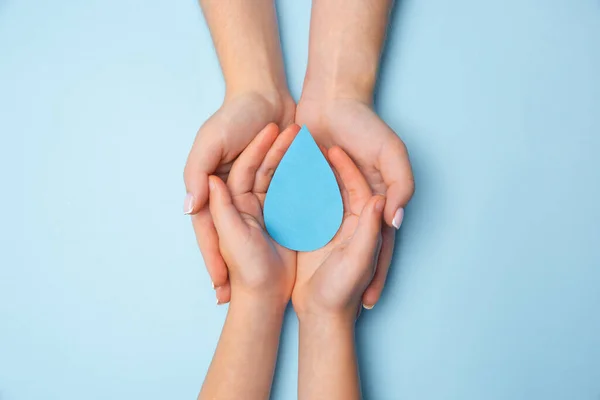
[
  {"xmin": 302, "ymin": 0, "xmax": 394, "ymax": 103},
  {"xmin": 200, "ymin": 0, "xmax": 288, "ymax": 98},
  {"xmin": 199, "ymin": 298, "xmax": 285, "ymax": 400},
  {"xmin": 297, "ymin": 0, "xmax": 413, "ymax": 310},
  {"xmin": 186, "ymin": 0, "xmax": 295, "ymax": 306},
  {"xmin": 299, "ymin": 315, "xmax": 361, "ymax": 400}
]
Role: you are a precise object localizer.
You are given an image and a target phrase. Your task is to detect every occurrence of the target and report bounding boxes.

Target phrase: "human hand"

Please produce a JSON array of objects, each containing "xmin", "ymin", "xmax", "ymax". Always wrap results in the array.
[
  {"xmin": 292, "ymin": 146, "xmax": 385, "ymax": 322},
  {"xmin": 206, "ymin": 123, "xmax": 300, "ymax": 305},
  {"xmin": 184, "ymin": 91, "xmax": 295, "ymax": 304},
  {"xmin": 296, "ymin": 97, "xmax": 414, "ymax": 309}
]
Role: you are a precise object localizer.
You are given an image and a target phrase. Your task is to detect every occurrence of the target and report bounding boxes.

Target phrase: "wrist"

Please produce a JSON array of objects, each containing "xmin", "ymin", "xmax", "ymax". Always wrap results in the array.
[
  {"xmin": 298, "ymin": 311, "xmax": 356, "ymax": 348},
  {"xmin": 224, "ymin": 87, "xmax": 296, "ymax": 126},
  {"xmin": 296, "ymin": 308, "xmax": 356, "ymax": 330},
  {"xmin": 225, "ymin": 79, "xmax": 290, "ymax": 104},
  {"xmin": 229, "ymin": 290, "xmax": 289, "ymax": 318},
  {"xmin": 301, "ymin": 66, "xmax": 376, "ymax": 106}
]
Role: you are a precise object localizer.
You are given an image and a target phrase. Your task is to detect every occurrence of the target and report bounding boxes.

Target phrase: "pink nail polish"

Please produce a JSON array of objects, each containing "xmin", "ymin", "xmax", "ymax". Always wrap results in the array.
[
  {"xmin": 183, "ymin": 193, "xmax": 195, "ymax": 215},
  {"xmin": 392, "ymin": 208, "xmax": 404, "ymax": 229}
]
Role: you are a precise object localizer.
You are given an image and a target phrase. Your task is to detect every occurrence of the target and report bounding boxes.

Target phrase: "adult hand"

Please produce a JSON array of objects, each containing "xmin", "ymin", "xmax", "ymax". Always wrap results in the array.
[
  {"xmin": 184, "ymin": 92, "xmax": 295, "ymax": 303},
  {"xmin": 206, "ymin": 123, "xmax": 299, "ymax": 306},
  {"xmin": 293, "ymin": 146, "xmax": 384, "ymax": 400},
  {"xmin": 293, "ymin": 146, "xmax": 386, "ymax": 320},
  {"xmin": 296, "ymin": 97, "xmax": 414, "ymax": 309}
]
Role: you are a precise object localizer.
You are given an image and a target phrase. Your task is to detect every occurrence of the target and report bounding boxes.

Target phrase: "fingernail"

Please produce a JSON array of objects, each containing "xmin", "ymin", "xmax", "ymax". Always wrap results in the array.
[
  {"xmin": 362, "ymin": 303, "xmax": 374, "ymax": 310},
  {"xmin": 356, "ymin": 306, "xmax": 362, "ymax": 320},
  {"xmin": 392, "ymin": 208, "xmax": 404, "ymax": 229},
  {"xmin": 375, "ymin": 197, "xmax": 385, "ymax": 212},
  {"xmin": 211, "ymin": 282, "xmax": 215, "ymax": 290},
  {"xmin": 216, "ymin": 299, "xmax": 221, "ymax": 305},
  {"xmin": 183, "ymin": 193, "xmax": 195, "ymax": 215},
  {"xmin": 208, "ymin": 178, "xmax": 215, "ymax": 191}
]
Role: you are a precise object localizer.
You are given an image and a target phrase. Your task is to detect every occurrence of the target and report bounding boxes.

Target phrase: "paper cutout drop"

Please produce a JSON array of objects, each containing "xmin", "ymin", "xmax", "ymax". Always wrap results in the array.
[{"xmin": 264, "ymin": 126, "xmax": 343, "ymax": 251}]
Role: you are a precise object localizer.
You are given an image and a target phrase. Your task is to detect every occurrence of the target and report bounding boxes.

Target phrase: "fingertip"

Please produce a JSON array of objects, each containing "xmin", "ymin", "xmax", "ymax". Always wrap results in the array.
[
  {"xmin": 183, "ymin": 192, "xmax": 195, "ymax": 215},
  {"xmin": 373, "ymin": 195, "xmax": 386, "ymax": 214},
  {"xmin": 208, "ymin": 175, "xmax": 227, "ymax": 197},
  {"xmin": 208, "ymin": 175, "xmax": 217, "ymax": 191},
  {"xmin": 215, "ymin": 283, "xmax": 231, "ymax": 305},
  {"xmin": 362, "ymin": 287, "xmax": 381, "ymax": 309},
  {"xmin": 183, "ymin": 173, "xmax": 209, "ymax": 215},
  {"xmin": 383, "ymin": 182, "xmax": 412, "ymax": 228},
  {"xmin": 261, "ymin": 122, "xmax": 280, "ymax": 142},
  {"xmin": 284, "ymin": 123, "xmax": 301, "ymax": 133},
  {"xmin": 327, "ymin": 145, "xmax": 344, "ymax": 161},
  {"xmin": 210, "ymin": 265, "xmax": 229, "ymax": 288}
]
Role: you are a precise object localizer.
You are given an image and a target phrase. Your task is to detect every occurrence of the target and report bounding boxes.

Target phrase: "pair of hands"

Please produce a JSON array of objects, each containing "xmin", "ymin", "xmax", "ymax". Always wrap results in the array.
[
  {"xmin": 205, "ymin": 122, "xmax": 386, "ymax": 320},
  {"xmin": 184, "ymin": 90, "xmax": 414, "ymax": 310}
]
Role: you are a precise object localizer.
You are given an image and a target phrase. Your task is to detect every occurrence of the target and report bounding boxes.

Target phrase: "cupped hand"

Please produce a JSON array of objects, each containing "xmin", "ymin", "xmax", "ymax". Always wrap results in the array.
[
  {"xmin": 206, "ymin": 123, "xmax": 300, "ymax": 304},
  {"xmin": 296, "ymin": 98, "xmax": 414, "ymax": 308},
  {"xmin": 293, "ymin": 146, "xmax": 385, "ymax": 321},
  {"xmin": 184, "ymin": 92, "xmax": 295, "ymax": 303}
]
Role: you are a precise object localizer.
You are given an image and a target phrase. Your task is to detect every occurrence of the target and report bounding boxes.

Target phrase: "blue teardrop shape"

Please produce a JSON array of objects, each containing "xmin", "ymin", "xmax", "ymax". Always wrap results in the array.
[{"xmin": 264, "ymin": 126, "xmax": 343, "ymax": 251}]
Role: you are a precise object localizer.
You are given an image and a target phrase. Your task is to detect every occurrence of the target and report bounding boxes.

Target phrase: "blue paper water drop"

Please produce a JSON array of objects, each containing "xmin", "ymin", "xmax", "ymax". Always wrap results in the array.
[{"xmin": 264, "ymin": 126, "xmax": 343, "ymax": 251}]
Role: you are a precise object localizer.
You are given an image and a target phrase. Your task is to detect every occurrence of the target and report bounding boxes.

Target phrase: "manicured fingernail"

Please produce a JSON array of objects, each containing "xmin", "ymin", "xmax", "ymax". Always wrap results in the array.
[
  {"xmin": 392, "ymin": 208, "xmax": 404, "ymax": 229},
  {"xmin": 208, "ymin": 178, "xmax": 215, "ymax": 191},
  {"xmin": 183, "ymin": 193, "xmax": 195, "ymax": 215},
  {"xmin": 375, "ymin": 197, "xmax": 385, "ymax": 212},
  {"xmin": 211, "ymin": 282, "xmax": 215, "ymax": 290},
  {"xmin": 363, "ymin": 303, "xmax": 374, "ymax": 310},
  {"xmin": 216, "ymin": 299, "xmax": 221, "ymax": 305}
]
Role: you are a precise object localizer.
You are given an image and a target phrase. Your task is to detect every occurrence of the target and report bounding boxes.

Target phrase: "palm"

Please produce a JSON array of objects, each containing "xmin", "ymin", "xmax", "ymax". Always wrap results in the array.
[
  {"xmin": 301, "ymin": 99, "xmax": 411, "ymax": 198},
  {"xmin": 219, "ymin": 123, "xmax": 300, "ymax": 300},
  {"xmin": 194, "ymin": 93, "xmax": 295, "ymax": 181},
  {"xmin": 293, "ymin": 147, "xmax": 375, "ymax": 314},
  {"xmin": 185, "ymin": 92, "xmax": 295, "ymax": 303},
  {"xmin": 295, "ymin": 98, "xmax": 414, "ymax": 307},
  {"xmin": 228, "ymin": 181, "xmax": 296, "ymax": 292}
]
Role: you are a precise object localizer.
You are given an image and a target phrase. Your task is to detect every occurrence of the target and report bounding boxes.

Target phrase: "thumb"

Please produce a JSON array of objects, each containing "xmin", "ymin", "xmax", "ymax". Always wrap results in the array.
[
  {"xmin": 183, "ymin": 128, "xmax": 223, "ymax": 215},
  {"xmin": 349, "ymin": 195, "xmax": 385, "ymax": 266},
  {"xmin": 208, "ymin": 176, "xmax": 248, "ymax": 238}
]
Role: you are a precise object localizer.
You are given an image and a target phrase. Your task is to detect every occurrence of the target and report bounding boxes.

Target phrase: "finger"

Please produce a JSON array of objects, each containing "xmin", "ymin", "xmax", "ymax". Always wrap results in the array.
[
  {"xmin": 208, "ymin": 176, "xmax": 248, "ymax": 239},
  {"xmin": 254, "ymin": 124, "xmax": 301, "ymax": 195},
  {"xmin": 328, "ymin": 146, "xmax": 372, "ymax": 215},
  {"xmin": 349, "ymin": 195, "xmax": 385, "ymax": 267},
  {"xmin": 183, "ymin": 122, "xmax": 224, "ymax": 215},
  {"xmin": 378, "ymin": 137, "xmax": 415, "ymax": 228},
  {"xmin": 362, "ymin": 225, "xmax": 395, "ymax": 309},
  {"xmin": 227, "ymin": 123, "xmax": 279, "ymax": 196},
  {"xmin": 215, "ymin": 281, "xmax": 231, "ymax": 305},
  {"xmin": 191, "ymin": 208, "xmax": 229, "ymax": 288}
]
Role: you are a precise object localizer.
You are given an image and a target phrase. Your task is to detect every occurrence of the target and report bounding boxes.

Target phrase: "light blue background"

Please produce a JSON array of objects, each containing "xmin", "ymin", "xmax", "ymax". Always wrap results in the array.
[{"xmin": 1, "ymin": 0, "xmax": 599, "ymax": 399}]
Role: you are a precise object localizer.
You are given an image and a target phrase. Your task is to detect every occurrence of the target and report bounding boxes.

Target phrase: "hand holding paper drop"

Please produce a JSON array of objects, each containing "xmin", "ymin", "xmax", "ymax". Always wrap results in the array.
[{"xmin": 264, "ymin": 126, "xmax": 343, "ymax": 251}]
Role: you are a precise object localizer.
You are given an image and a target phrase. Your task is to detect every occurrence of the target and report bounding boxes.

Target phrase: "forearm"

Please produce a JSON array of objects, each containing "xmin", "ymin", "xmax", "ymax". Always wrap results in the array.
[
  {"xmin": 200, "ymin": 297, "xmax": 285, "ymax": 400},
  {"xmin": 298, "ymin": 314, "xmax": 361, "ymax": 400},
  {"xmin": 200, "ymin": 0, "xmax": 288, "ymax": 97},
  {"xmin": 303, "ymin": 0, "xmax": 394, "ymax": 103}
]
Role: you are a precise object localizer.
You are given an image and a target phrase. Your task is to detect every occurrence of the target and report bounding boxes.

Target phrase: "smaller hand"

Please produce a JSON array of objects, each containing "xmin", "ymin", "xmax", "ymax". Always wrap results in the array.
[
  {"xmin": 207, "ymin": 123, "xmax": 300, "ymax": 305},
  {"xmin": 293, "ymin": 147, "xmax": 385, "ymax": 322}
]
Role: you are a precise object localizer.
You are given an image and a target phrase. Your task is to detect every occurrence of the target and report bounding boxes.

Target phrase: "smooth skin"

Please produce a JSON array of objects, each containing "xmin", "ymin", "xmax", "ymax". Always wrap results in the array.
[
  {"xmin": 294, "ymin": 148, "xmax": 385, "ymax": 400},
  {"xmin": 296, "ymin": 0, "xmax": 415, "ymax": 309},
  {"xmin": 184, "ymin": 0, "xmax": 295, "ymax": 302},
  {"xmin": 200, "ymin": 122, "xmax": 384, "ymax": 399},
  {"xmin": 185, "ymin": 0, "xmax": 414, "ymax": 308},
  {"xmin": 198, "ymin": 123, "xmax": 299, "ymax": 400}
]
